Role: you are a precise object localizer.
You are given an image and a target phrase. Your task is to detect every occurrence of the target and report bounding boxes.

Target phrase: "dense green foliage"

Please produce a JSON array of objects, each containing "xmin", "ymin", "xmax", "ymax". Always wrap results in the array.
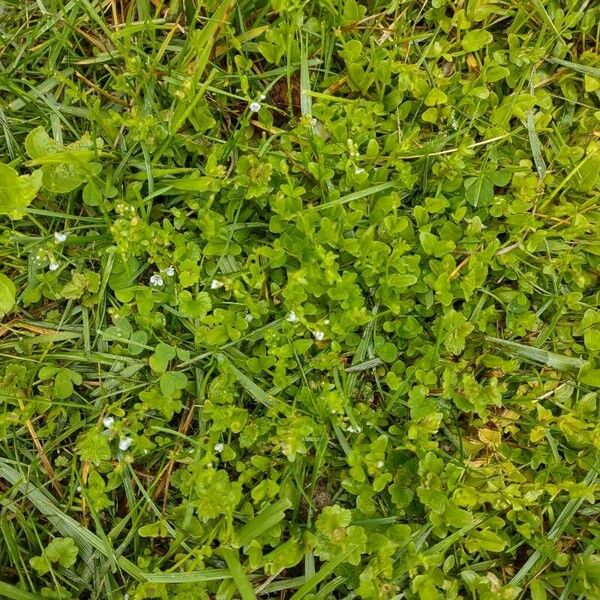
[{"xmin": 1, "ymin": 1, "xmax": 600, "ymax": 599}]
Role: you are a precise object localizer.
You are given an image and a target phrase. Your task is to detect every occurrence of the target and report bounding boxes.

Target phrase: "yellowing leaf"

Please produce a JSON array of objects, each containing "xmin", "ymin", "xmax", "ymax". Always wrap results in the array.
[
  {"xmin": 0, "ymin": 163, "xmax": 42, "ymax": 219},
  {"xmin": 478, "ymin": 428, "xmax": 501, "ymax": 447}
]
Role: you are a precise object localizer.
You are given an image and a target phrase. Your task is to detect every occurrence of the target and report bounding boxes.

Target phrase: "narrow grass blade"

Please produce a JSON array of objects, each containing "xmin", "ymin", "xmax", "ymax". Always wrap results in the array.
[
  {"xmin": 548, "ymin": 57, "xmax": 600, "ymax": 79},
  {"xmin": 0, "ymin": 460, "xmax": 193, "ymax": 583},
  {"xmin": 290, "ymin": 549, "xmax": 351, "ymax": 600},
  {"xmin": 345, "ymin": 305, "xmax": 378, "ymax": 394},
  {"xmin": 529, "ymin": 0, "xmax": 560, "ymax": 35},
  {"xmin": 421, "ymin": 515, "xmax": 487, "ymax": 558},
  {"xmin": 260, "ymin": 576, "xmax": 307, "ymax": 594},
  {"xmin": 345, "ymin": 357, "xmax": 383, "ymax": 373},
  {"xmin": 217, "ymin": 354, "xmax": 284, "ymax": 410},
  {"xmin": 300, "ymin": 36, "xmax": 312, "ymax": 119},
  {"xmin": 527, "ymin": 68, "xmax": 547, "ymax": 179},
  {"xmin": 220, "ymin": 548, "xmax": 257, "ymax": 600},
  {"xmin": 0, "ymin": 582, "xmax": 41, "ymax": 600},
  {"xmin": 527, "ymin": 113, "xmax": 546, "ymax": 178},
  {"xmin": 486, "ymin": 337, "xmax": 585, "ymax": 371},
  {"xmin": 0, "ymin": 459, "xmax": 110, "ymax": 564},
  {"xmin": 142, "ymin": 569, "xmax": 232, "ymax": 584},
  {"xmin": 236, "ymin": 499, "xmax": 292, "ymax": 547},
  {"xmin": 8, "ymin": 69, "xmax": 74, "ymax": 111},
  {"xmin": 311, "ymin": 183, "xmax": 395, "ymax": 211}
]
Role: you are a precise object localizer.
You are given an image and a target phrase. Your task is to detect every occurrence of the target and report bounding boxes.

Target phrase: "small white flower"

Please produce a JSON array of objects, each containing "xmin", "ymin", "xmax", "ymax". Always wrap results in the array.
[
  {"xmin": 48, "ymin": 261, "xmax": 59, "ymax": 272},
  {"xmin": 287, "ymin": 310, "xmax": 298, "ymax": 323},
  {"xmin": 244, "ymin": 313, "xmax": 254, "ymax": 322},
  {"xmin": 376, "ymin": 460, "xmax": 385, "ymax": 469},
  {"xmin": 76, "ymin": 486, "xmax": 82, "ymax": 493},
  {"xmin": 149, "ymin": 273, "xmax": 164, "ymax": 287},
  {"xmin": 214, "ymin": 443, "xmax": 224, "ymax": 453},
  {"xmin": 313, "ymin": 330, "xmax": 325, "ymax": 341},
  {"xmin": 210, "ymin": 279, "xmax": 224, "ymax": 289},
  {"xmin": 119, "ymin": 437, "xmax": 132, "ymax": 452},
  {"xmin": 259, "ymin": 93, "xmax": 266, "ymax": 101},
  {"xmin": 164, "ymin": 265, "xmax": 175, "ymax": 277},
  {"xmin": 249, "ymin": 101, "xmax": 261, "ymax": 113},
  {"xmin": 54, "ymin": 231, "xmax": 68, "ymax": 243},
  {"xmin": 354, "ymin": 168, "xmax": 365, "ymax": 175},
  {"xmin": 102, "ymin": 416, "xmax": 115, "ymax": 429},
  {"xmin": 347, "ymin": 425, "xmax": 362, "ymax": 434},
  {"xmin": 324, "ymin": 319, "xmax": 330, "ymax": 325}
]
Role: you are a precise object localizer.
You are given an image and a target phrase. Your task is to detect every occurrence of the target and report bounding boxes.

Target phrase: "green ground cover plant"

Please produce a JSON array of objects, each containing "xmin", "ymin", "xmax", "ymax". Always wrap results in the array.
[{"xmin": 1, "ymin": 0, "xmax": 600, "ymax": 598}]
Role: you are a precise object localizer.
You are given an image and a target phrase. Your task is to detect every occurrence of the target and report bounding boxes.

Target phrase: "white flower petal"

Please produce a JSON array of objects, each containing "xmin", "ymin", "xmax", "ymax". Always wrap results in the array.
[{"xmin": 119, "ymin": 437, "xmax": 132, "ymax": 451}]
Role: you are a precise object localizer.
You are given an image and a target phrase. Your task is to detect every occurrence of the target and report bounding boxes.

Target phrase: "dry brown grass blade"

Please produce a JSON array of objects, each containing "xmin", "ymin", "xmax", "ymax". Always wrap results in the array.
[
  {"xmin": 17, "ymin": 399, "xmax": 63, "ymax": 498},
  {"xmin": 152, "ymin": 396, "xmax": 196, "ymax": 509}
]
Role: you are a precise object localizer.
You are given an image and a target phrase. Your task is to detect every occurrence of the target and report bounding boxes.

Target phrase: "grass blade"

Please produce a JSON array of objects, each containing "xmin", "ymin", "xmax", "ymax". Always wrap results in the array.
[
  {"xmin": 485, "ymin": 337, "xmax": 585, "ymax": 371},
  {"xmin": 289, "ymin": 549, "xmax": 351, "ymax": 600},
  {"xmin": 527, "ymin": 67, "xmax": 546, "ymax": 179},
  {"xmin": 548, "ymin": 57, "xmax": 600, "ymax": 79},
  {"xmin": 220, "ymin": 548, "xmax": 257, "ymax": 600},
  {"xmin": 217, "ymin": 354, "xmax": 284, "ymax": 411},
  {"xmin": 236, "ymin": 499, "xmax": 292, "ymax": 547},
  {"xmin": 0, "ymin": 582, "xmax": 42, "ymax": 600},
  {"xmin": 142, "ymin": 569, "xmax": 232, "ymax": 584},
  {"xmin": 311, "ymin": 183, "xmax": 395, "ymax": 211}
]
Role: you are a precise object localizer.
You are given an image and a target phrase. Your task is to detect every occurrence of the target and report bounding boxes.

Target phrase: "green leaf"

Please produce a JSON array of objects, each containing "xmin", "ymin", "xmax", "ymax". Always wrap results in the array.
[
  {"xmin": 424, "ymin": 88, "xmax": 447, "ymax": 106},
  {"xmin": 54, "ymin": 369, "xmax": 75, "ymax": 399},
  {"xmin": 0, "ymin": 273, "xmax": 16, "ymax": 318},
  {"xmin": 179, "ymin": 290, "xmax": 212, "ymax": 318},
  {"xmin": 376, "ymin": 342, "xmax": 398, "ymax": 363},
  {"xmin": 45, "ymin": 537, "xmax": 79, "ymax": 568},
  {"xmin": 420, "ymin": 232, "xmax": 455, "ymax": 257},
  {"xmin": 77, "ymin": 429, "xmax": 111, "ymax": 465},
  {"xmin": 25, "ymin": 127, "xmax": 100, "ymax": 193},
  {"xmin": 314, "ymin": 505, "xmax": 367, "ymax": 566},
  {"xmin": 30, "ymin": 538, "xmax": 78, "ymax": 574},
  {"xmin": 464, "ymin": 174, "xmax": 494, "ymax": 206},
  {"xmin": 462, "ymin": 29, "xmax": 493, "ymax": 52},
  {"xmin": 442, "ymin": 310, "xmax": 474, "ymax": 355},
  {"xmin": 579, "ymin": 368, "xmax": 600, "ymax": 388},
  {"xmin": 582, "ymin": 310, "xmax": 600, "ymax": 353},
  {"xmin": 149, "ymin": 343, "xmax": 177, "ymax": 372},
  {"xmin": 159, "ymin": 371, "xmax": 188, "ymax": 396},
  {"xmin": 0, "ymin": 163, "xmax": 42, "ymax": 219},
  {"xmin": 465, "ymin": 529, "xmax": 506, "ymax": 552}
]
